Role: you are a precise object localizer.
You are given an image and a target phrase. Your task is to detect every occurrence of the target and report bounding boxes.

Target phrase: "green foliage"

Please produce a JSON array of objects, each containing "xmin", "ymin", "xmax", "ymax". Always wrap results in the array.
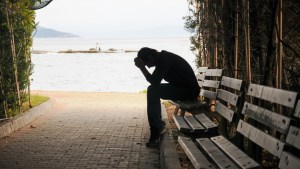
[
  {"xmin": 139, "ymin": 90, "xmax": 147, "ymax": 94},
  {"xmin": 0, "ymin": 0, "xmax": 36, "ymax": 118}
]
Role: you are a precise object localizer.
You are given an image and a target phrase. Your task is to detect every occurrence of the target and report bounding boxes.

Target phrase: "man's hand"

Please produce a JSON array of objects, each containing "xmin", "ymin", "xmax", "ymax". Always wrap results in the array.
[{"xmin": 134, "ymin": 57, "xmax": 145, "ymax": 69}]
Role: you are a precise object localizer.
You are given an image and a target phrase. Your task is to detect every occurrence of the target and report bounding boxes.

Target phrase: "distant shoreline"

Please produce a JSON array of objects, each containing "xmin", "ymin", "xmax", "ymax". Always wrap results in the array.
[{"xmin": 32, "ymin": 49, "xmax": 138, "ymax": 54}]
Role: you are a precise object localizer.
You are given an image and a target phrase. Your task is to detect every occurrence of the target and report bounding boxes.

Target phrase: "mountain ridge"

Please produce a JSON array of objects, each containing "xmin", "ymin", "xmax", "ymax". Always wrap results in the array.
[{"xmin": 34, "ymin": 26, "xmax": 80, "ymax": 38}]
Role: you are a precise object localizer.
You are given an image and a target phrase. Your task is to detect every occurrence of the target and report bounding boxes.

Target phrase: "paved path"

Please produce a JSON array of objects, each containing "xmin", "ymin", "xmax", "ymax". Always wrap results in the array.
[{"xmin": 0, "ymin": 91, "xmax": 160, "ymax": 169}]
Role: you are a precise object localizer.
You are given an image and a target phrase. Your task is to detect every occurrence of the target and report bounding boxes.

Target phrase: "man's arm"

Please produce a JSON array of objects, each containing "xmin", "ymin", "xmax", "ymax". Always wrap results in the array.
[{"xmin": 134, "ymin": 57, "xmax": 151, "ymax": 79}]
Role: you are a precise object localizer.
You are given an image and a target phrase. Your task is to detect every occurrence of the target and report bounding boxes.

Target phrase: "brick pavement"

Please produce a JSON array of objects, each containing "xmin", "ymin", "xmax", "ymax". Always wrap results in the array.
[{"xmin": 0, "ymin": 91, "xmax": 160, "ymax": 169}]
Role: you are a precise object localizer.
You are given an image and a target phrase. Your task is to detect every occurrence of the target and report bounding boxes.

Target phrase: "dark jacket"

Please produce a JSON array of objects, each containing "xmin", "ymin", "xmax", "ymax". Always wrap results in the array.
[{"xmin": 145, "ymin": 50, "xmax": 200, "ymax": 91}]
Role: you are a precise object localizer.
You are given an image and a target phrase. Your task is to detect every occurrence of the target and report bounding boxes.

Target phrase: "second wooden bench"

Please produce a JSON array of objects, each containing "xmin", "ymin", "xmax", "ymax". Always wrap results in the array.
[{"xmin": 178, "ymin": 84, "xmax": 299, "ymax": 169}]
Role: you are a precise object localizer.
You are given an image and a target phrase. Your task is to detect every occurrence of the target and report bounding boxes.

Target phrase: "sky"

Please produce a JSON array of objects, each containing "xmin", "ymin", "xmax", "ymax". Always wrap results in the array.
[{"xmin": 35, "ymin": 0, "xmax": 191, "ymax": 38}]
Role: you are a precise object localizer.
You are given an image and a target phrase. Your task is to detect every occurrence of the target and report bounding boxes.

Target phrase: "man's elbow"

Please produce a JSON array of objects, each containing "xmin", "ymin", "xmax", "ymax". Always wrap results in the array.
[{"xmin": 147, "ymin": 79, "xmax": 160, "ymax": 85}]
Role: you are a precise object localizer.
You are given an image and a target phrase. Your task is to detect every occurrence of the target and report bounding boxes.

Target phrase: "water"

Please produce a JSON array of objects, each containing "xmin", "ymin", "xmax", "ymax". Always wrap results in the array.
[{"xmin": 31, "ymin": 37, "xmax": 196, "ymax": 93}]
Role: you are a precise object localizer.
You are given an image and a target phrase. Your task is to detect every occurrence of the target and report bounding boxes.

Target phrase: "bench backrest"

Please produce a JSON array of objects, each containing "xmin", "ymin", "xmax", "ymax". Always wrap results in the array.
[
  {"xmin": 237, "ymin": 84, "xmax": 298, "ymax": 158},
  {"xmin": 279, "ymin": 100, "xmax": 300, "ymax": 169},
  {"xmin": 196, "ymin": 67, "xmax": 208, "ymax": 87},
  {"xmin": 215, "ymin": 76, "xmax": 244, "ymax": 122},
  {"xmin": 198, "ymin": 68, "xmax": 223, "ymax": 100}
]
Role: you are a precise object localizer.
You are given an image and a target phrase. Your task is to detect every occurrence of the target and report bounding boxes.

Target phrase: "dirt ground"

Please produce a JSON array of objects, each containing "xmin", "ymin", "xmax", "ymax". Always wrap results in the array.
[{"xmin": 163, "ymin": 101, "xmax": 195, "ymax": 169}]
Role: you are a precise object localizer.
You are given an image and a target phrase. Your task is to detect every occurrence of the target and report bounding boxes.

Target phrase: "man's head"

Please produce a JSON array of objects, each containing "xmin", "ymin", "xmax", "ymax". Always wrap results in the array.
[{"xmin": 137, "ymin": 47, "xmax": 158, "ymax": 68}]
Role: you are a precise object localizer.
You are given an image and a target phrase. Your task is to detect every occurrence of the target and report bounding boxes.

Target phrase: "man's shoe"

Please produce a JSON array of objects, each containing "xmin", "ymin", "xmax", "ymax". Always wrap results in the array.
[
  {"xmin": 146, "ymin": 126, "xmax": 166, "ymax": 148},
  {"xmin": 146, "ymin": 140, "xmax": 159, "ymax": 148}
]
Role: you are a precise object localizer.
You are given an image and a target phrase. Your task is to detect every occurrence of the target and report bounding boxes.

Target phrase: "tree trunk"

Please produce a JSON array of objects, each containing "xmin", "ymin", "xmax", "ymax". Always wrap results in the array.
[
  {"xmin": 195, "ymin": 0, "xmax": 202, "ymax": 66},
  {"xmin": 214, "ymin": 1, "xmax": 218, "ymax": 68},
  {"xmin": 263, "ymin": 1, "xmax": 278, "ymax": 87},
  {"xmin": 234, "ymin": 0, "xmax": 239, "ymax": 78},
  {"xmin": 244, "ymin": 0, "xmax": 252, "ymax": 82},
  {"xmin": 276, "ymin": 0, "xmax": 283, "ymax": 89},
  {"xmin": 0, "ymin": 67, "xmax": 8, "ymax": 118},
  {"xmin": 24, "ymin": 34, "xmax": 32, "ymax": 108},
  {"xmin": 5, "ymin": 2, "xmax": 21, "ymax": 108}
]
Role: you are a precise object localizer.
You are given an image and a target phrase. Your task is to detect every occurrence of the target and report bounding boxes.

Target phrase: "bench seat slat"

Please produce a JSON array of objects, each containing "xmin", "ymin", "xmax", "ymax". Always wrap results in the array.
[
  {"xmin": 200, "ymin": 89, "xmax": 217, "ymax": 100},
  {"xmin": 237, "ymin": 120, "xmax": 285, "ymax": 157},
  {"xmin": 279, "ymin": 151, "xmax": 300, "ymax": 169},
  {"xmin": 211, "ymin": 136, "xmax": 260, "ymax": 169},
  {"xmin": 178, "ymin": 136, "xmax": 213, "ymax": 169},
  {"xmin": 195, "ymin": 113, "xmax": 218, "ymax": 132},
  {"xmin": 196, "ymin": 138, "xmax": 239, "ymax": 169},
  {"xmin": 286, "ymin": 126, "xmax": 300, "ymax": 149},
  {"xmin": 184, "ymin": 116, "xmax": 205, "ymax": 132},
  {"xmin": 242, "ymin": 102, "xmax": 291, "ymax": 134},
  {"xmin": 215, "ymin": 102, "xmax": 234, "ymax": 122},
  {"xmin": 217, "ymin": 89, "xmax": 240, "ymax": 106},
  {"xmin": 173, "ymin": 115, "xmax": 191, "ymax": 133},
  {"xmin": 221, "ymin": 76, "xmax": 243, "ymax": 90},
  {"xmin": 169, "ymin": 100, "xmax": 208, "ymax": 110},
  {"xmin": 247, "ymin": 84, "xmax": 298, "ymax": 108}
]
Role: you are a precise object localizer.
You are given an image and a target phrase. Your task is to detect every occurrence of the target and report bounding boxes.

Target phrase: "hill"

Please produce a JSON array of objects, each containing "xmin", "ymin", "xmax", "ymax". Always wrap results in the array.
[{"xmin": 34, "ymin": 26, "xmax": 80, "ymax": 38}]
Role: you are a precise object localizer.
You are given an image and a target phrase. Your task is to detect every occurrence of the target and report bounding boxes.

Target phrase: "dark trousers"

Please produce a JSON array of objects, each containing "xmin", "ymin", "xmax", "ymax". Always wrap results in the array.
[{"xmin": 147, "ymin": 84, "xmax": 199, "ymax": 130}]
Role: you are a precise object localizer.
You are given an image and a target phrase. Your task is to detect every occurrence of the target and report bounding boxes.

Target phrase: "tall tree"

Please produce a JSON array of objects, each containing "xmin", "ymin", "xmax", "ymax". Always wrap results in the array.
[{"xmin": 0, "ymin": 0, "xmax": 35, "ymax": 117}]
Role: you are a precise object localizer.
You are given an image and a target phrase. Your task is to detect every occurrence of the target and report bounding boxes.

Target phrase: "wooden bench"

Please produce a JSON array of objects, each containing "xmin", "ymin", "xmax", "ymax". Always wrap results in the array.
[
  {"xmin": 178, "ymin": 76, "xmax": 247, "ymax": 169},
  {"xmin": 170, "ymin": 68, "xmax": 222, "ymax": 134},
  {"xmin": 279, "ymin": 100, "xmax": 300, "ymax": 168},
  {"xmin": 178, "ymin": 84, "xmax": 299, "ymax": 169}
]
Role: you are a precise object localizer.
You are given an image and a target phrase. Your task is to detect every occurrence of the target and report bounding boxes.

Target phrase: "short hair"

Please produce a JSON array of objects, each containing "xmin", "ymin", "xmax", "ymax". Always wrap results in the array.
[{"xmin": 137, "ymin": 47, "xmax": 158, "ymax": 62}]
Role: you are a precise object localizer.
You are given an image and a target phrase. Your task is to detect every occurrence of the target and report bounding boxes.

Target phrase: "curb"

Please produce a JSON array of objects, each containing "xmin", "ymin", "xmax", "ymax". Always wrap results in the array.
[
  {"xmin": 0, "ymin": 98, "xmax": 55, "ymax": 139},
  {"xmin": 160, "ymin": 104, "xmax": 182, "ymax": 169}
]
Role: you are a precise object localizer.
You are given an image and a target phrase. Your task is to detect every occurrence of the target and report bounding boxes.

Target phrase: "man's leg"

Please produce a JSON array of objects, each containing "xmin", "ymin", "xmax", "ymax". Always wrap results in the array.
[
  {"xmin": 147, "ymin": 83, "xmax": 198, "ymax": 129},
  {"xmin": 147, "ymin": 85, "xmax": 163, "ymax": 130},
  {"xmin": 146, "ymin": 84, "xmax": 198, "ymax": 146}
]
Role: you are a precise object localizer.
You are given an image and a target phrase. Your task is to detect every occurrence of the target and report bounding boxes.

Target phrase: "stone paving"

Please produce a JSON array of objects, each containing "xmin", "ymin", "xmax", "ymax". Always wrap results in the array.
[{"xmin": 0, "ymin": 91, "xmax": 160, "ymax": 169}]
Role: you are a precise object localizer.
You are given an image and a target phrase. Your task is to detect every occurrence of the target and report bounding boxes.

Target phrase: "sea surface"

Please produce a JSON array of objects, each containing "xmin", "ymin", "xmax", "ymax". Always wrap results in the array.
[{"xmin": 31, "ymin": 37, "xmax": 197, "ymax": 93}]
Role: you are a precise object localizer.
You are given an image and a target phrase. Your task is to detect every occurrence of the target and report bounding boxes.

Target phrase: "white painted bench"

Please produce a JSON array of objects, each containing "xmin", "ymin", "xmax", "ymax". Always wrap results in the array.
[
  {"xmin": 178, "ymin": 84, "xmax": 299, "ymax": 169},
  {"xmin": 178, "ymin": 76, "xmax": 247, "ymax": 169},
  {"xmin": 170, "ymin": 68, "xmax": 223, "ymax": 134}
]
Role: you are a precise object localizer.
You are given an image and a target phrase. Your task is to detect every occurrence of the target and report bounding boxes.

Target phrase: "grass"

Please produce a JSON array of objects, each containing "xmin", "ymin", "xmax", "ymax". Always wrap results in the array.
[
  {"xmin": 4, "ymin": 95, "xmax": 49, "ymax": 118},
  {"xmin": 22, "ymin": 95, "xmax": 50, "ymax": 112},
  {"xmin": 139, "ymin": 89, "xmax": 147, "ymax": 93}
]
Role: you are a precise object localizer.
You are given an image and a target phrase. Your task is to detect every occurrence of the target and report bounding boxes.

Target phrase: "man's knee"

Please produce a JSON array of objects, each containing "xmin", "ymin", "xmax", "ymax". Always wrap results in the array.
[
  {"xmin": 147, "ymin": 84, "xmax": 159, "ymax": 92},
  {"xmin": 147, "ymin": 85, "xmax": 160, "ymax": 97}
]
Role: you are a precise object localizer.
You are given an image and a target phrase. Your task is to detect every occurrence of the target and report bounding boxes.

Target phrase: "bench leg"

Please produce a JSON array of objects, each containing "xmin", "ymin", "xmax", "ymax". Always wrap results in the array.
[
  {"xmin": 173, "ymin": 106, "xmax": 180, "ymax": 115},
  {"xmin": 180, "ymin": 109, "xmax": 186, "ymax": 116},
  {"xmin": 173, "ymin": 106, "xmax": 186, "ymax": 116}
]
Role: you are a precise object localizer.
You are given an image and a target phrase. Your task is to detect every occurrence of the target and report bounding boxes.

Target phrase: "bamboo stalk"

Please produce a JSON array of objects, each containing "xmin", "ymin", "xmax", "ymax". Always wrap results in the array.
[{"xmin": 246, "ymin": 0, "xmax": 251, "ymax": 82}]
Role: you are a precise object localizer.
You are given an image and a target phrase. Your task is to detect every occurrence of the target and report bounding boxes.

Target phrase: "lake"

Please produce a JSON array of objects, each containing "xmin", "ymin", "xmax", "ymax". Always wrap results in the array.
[{"xmin": 31, "ymin": 37, "xmax": 197, "ymax": 93}]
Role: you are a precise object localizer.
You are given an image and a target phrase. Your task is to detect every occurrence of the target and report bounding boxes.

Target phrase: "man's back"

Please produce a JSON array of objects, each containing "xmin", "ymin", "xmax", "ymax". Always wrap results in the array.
[{"xmin": 152, "ymin": 50, "xmax": 199, "ymax": 90}]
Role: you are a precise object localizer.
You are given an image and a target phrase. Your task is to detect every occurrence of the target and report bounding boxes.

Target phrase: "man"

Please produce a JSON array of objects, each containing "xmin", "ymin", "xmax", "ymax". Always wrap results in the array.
[{"xmin": 134, "ymin": 47, "xmax": 200, "ymax": 147}]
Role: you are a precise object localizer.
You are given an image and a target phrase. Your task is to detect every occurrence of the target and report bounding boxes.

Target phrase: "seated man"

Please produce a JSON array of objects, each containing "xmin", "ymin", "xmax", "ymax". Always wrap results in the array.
[{"xmin": 134, "ymin": 47, "xmax": 200, "ymax": 147}]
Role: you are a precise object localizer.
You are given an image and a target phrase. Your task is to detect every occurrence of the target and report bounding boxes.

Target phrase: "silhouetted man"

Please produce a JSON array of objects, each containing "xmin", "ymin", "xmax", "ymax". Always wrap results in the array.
[{"xmin": 134, "ymin": 47, "xmax": 200, "ymax": 147}]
